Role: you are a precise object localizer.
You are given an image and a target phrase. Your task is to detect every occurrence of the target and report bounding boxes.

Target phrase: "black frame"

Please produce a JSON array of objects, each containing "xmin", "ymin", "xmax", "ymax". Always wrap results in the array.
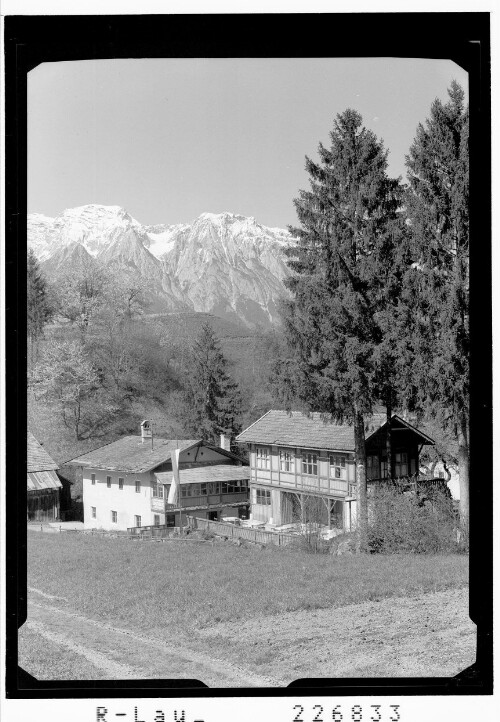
[{"xmin": 4, "ymin": 11, "xmax": 491, "ymax": 699}]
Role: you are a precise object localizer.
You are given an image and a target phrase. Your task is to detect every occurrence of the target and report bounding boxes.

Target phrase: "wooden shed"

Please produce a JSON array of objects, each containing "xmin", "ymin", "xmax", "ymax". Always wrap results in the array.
[{"xmin": 27, "ymin": 432, "xmax": 62, "ymax": 522}]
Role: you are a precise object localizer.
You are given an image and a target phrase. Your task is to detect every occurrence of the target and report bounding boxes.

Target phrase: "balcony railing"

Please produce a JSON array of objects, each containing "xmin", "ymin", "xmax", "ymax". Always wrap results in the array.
[{"xmin": 159, "ymin": 490, "xmax": 249, "ymax": 511}]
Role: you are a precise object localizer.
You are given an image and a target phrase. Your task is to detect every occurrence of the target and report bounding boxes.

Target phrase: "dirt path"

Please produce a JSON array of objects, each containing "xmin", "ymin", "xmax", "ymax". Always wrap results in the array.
[
  {"xmin": 197, "ymin": 586, "xmax": 476, "ymax": 682},
  {"xmin": 26, "ymin": 600, "xmax": 280, "ymax": 687},
  {"xmin": 22, "ymin": 587, "xmax": 475, "ymax": 686}
]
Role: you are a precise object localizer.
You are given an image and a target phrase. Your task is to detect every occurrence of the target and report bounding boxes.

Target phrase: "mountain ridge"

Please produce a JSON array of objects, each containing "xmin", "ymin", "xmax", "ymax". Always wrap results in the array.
[{"xmin": 28, "ymin": 204, "xmax": 294, "ymax": 328}]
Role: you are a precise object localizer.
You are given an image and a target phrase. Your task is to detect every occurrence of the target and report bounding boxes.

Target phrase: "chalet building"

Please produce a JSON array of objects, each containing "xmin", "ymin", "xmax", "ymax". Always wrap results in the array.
[
  {"xmin": 236, "ymin": 410, "xmax": 435, "ymax": 531},
  {"xmin": 68, "ymin": 423, "xmax": 249, "ymax": 531},
  {"xmin": 27, "ymin": 432, "xmax": 62, "ymax": 522}
]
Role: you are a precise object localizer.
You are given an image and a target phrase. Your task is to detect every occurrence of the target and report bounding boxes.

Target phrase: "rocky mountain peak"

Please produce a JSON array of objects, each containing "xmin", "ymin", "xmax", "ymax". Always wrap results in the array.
[{"xmin": 28, "ymin": 205, "xmax": 295, "ymax": 328}]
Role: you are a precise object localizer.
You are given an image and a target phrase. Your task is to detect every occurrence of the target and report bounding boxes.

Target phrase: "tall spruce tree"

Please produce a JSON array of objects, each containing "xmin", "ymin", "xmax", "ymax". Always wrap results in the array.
[
  {"xmin": 402, "ymin": 81, "xmax": 469, "ymax": 534},
  {"xmin": 27, "ymin": 248, "xmax": 53, "ymax": 365},
  {"xmin": 272, "ymin": 109, "xmax": 403, "ymax": 550},
  {"xmin": 177, "ymin": 323, "xmax": 242, "ymax": 446}
]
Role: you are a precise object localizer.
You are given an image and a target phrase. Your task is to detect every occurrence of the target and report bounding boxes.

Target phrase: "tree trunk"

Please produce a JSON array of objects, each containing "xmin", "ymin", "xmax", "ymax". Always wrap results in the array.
[
  {"xmin": 385, "ymin": 393, "xmax": 392, "ymax": 480},
  {"xmin": 354, "ymin": 409, "xmax": 368, "ymax": 552},
  {"xmin": 457, "ymin": 413, "xmax": 469, "ymax": 540}
]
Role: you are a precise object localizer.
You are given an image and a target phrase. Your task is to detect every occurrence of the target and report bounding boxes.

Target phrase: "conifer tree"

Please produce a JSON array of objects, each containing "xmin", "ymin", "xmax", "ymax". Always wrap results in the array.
[
  {"xmin": 177, "ymin": 323, "xmax": 242, "ymax": 446},
  {"xmin": 402, "ymin": 81, "xmax": 469, "ymax": 534},
  {"xmin": 27, "ymin": 249, "xmax": 54, "ymax": 372},
  {"xmin": 272, "ymin": 109, "xmax": 403, "ymax": 550},
  {"xmin": 27, "ymin": 249, "xmax": 53, "ymax": 344}
]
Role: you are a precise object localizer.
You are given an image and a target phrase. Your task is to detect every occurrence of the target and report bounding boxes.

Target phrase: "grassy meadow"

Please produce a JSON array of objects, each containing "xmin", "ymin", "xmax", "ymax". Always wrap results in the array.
[
  {"xmin": 18, "ymin": 626, "xmax": 107, "ymax": 680},
  {"xmin": 27, "ymin": 531, "xmax": 469, "ymax": 638}
]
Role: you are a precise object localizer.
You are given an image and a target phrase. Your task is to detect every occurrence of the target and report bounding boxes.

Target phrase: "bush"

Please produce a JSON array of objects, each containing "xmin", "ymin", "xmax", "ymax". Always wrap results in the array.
[{"xmin": 367, "ymin": 482, "xmax": 460, "ymax": 554}]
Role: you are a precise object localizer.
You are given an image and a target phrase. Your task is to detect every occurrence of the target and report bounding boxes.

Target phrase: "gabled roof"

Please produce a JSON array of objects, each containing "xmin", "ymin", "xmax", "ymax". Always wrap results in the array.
[
  {"xmin": 236, "ymin": 410, "xmax": 434, "ymax": 451},
  {"xmin": 28, "ymin": 470, "xmax": 62, "ymax": 491},
  {"xmin": 202, "ymin": 444, "xmax": 247, "ymax": 464},
  {"xmin": 28, "ymin": 432, "xmax": 59, "ymax": 472},
  {"xmin": 156, "ymin": 465, "xmax": 251, "ymax": 486},
  {"xmin": 66, "ymin": 437, "xmax": 201, "ymax": 474},
  {"xmin": 371, "ymin": 414, "xmax": 435, "ymax": 445}
]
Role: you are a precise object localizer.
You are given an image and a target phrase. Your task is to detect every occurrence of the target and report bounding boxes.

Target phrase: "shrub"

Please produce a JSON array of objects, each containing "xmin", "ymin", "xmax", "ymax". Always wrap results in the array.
[{"xmin": 367, "ymin": 482, "xmax": 460, "ymax": 554}]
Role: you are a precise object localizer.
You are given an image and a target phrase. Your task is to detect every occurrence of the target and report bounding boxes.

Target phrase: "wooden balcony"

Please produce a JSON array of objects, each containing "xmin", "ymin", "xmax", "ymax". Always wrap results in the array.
[
  {"xmin": 254, "ymin": 472, "xmax": 349, "ymax": 497},
  {"xmin": 161, "ymin": 491, "xmax": 249, "ymax": 512}
]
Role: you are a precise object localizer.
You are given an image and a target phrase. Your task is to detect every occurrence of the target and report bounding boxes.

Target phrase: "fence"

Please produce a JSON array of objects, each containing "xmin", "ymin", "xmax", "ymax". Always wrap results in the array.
[{"xmin": 187, "ymin": 516, "xmax": 297, "ymax": 547}]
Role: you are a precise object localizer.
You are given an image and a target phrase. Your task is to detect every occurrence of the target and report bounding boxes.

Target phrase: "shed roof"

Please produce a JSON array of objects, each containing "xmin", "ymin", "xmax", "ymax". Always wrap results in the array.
[
  {"xmin": 67, "ymin": 437, "xmax": 201, "ymax": 473},
  {"xmin": 236, "ymin": 410, "xmax": 434, "ymax": 451},
  {"xmin": 156, "ymin": 465, "xmax": 250, "ymax": 485},
  {"xmin": 27, "ymin": 432, "xmax": 59, "ymax": 472},
  {"xmin": 28, "ymin": 470, "xmax": 62, "ymax": 491}
]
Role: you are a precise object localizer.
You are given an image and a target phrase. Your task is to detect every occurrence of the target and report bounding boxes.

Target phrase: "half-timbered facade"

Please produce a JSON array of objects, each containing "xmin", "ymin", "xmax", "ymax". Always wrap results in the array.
[{"xmin": 236, "ymin": 410, "xmax": 435, "ymax": 531}]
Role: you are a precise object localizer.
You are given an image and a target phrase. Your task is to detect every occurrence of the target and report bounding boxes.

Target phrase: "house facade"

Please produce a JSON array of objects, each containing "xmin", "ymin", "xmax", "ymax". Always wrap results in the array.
[
  {"xmin": 27, "ymin": 432, "xmax": 62, "ymax": 522},
  {"xmin": 68, "ymin": 424, "xmax": 249, "ymax": 531},
  {"xmin": 156, "ymin": 463, "xmax": 250, "ymax": 527},
  {"xmin": 236, "ymin": 410, "xmax": 435, "ymax": 531}
]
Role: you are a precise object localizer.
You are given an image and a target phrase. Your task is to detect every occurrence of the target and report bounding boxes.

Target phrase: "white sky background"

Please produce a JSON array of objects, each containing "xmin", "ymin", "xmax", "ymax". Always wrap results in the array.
[{"xmin": 28, "ymin": 57, "xmax": 468, "ymax": 228}]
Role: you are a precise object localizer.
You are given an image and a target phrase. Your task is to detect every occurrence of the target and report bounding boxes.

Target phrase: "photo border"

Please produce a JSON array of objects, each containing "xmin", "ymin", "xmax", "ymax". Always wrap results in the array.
[{"xmin": 3, "ymin": 10, "xmax": 492, "ymax": 699}]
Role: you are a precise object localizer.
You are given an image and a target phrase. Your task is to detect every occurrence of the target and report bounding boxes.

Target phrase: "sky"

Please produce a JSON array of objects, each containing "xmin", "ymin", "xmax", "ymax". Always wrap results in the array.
[{"xmin": 28, "ymin": 57, "xmax": 468, "ymax": 229}]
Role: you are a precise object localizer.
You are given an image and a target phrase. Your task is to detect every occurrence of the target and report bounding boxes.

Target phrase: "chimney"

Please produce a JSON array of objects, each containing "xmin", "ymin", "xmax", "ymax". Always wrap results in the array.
[
  {"xmin": 220, "ymin": 433, "xmax": 231, "ymax": 451},
  {"xmin": 140, "ymin": 420, "xmax": 152, "ymax": 444}
]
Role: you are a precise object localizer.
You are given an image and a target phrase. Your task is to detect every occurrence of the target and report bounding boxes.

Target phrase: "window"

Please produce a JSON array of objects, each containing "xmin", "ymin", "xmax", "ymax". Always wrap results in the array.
[
  {"xmin": 135, "ymin": 480, "xmax": 140, "ymax": 493},
  {"xmin": 152, "ymin": 482, "xmax": 163, "ymax": 498},
  {"xmin": 91, "ymin": 474, "xmax": 96, "ymax": 485},
  {"xmin": 208, "ymin": 481, "xmax": 221, "ymax": 495},
  {"xmin": 255, "ymin": 488, "xmax": 271, "ymax": 505},
  {"xmin": 302, "ymin": 452, "xmax": 318, "ymax": 476},
  {"xmin": 154, "ymin": 514, "xmax": 160, "ymax": 526},
  {"xmin": 329, "ymin": 454, "xmax": 346, "ymax": 479},
  {"xmin": 279, "ymin": 450, "xmax": 294, "ymax": 472},
  {"xmin": 106, "ymin": 476, "xmax": 112, "ymax": 488},
  {"xmin": 256, "ymin": 447, "xmax": 270, "ymax": 469},
  {"xmin": 367, "ymin": 455, "xmax": 380, "ymax": 481},
  {"xmin": 91, "ymin": 506, "xmax": 96, "ymax": 519},
  {"xmin": 221, "ymin": 480, "xmax": 247, "ymax": 494},
  {"xmin": 134, "ymin": 515, "xmax": 142, "ymax": 527},
  {"xmin": 118, "ymin": 477, "xmax": 124, "ymax": 490},
  {"xmin": 394, "ymin": 452, "xmax": 408, "ymax": 478},
  {"xmin": 111, "ymin": 510, "xmax": 117, "ymax": 523}
]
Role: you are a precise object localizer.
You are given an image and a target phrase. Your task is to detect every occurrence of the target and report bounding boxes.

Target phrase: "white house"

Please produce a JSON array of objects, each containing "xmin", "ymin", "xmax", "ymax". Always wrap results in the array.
[
  {"xmin": 236, "ymin": 410, "xmax": 436, "ymax": 532},
  {"xmin": 68, "ymin": 423, "xmax": 249, "ymax": 531}
]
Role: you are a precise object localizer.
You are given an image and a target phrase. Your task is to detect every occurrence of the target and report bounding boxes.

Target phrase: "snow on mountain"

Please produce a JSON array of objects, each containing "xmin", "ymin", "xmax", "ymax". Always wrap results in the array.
[
  {"xmin": 28, "ymin": 205, "xmax": 295, "ymax": 328},
  {"xmin": 142, "ymin": 223, "xmax": 191, "ymax": 258}
]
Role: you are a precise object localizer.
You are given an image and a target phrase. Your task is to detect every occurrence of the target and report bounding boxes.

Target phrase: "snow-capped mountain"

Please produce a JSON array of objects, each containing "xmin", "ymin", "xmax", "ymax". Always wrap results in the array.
[{"xmin": 28, "ymin": 205, "xmax": 294, "ymax": 327}]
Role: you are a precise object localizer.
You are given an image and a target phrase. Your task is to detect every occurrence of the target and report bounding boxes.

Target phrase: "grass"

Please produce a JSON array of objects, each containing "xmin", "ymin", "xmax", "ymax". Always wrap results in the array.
[
  {"xmin": 18, "ymin": 625, "xmax": 107, "ymax": 680},
  {"xmin": 27, "ymin": 531, "xmax": 469, "ymax": 639}
]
